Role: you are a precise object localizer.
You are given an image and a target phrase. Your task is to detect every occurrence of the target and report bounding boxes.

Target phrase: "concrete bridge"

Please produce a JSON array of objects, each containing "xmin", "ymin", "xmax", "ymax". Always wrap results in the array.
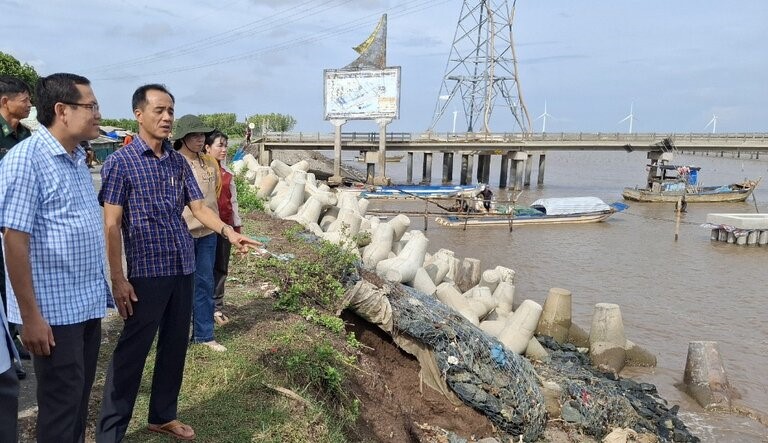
[{"xmin": 254, "ymin": 132, "xmax": 768, "ymax": 188}]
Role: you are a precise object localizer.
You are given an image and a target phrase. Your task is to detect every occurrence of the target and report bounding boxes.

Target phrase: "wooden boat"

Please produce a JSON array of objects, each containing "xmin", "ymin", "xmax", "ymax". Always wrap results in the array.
[
  {"xmin": 622, "ymin": 163, "xmax": 759, "ymax": 203},
  {"xmin": 355, "ymin": 154, "xmax": 404, "ymax": 163},
  {"xmin": 360, "ymin": 184, "xmax": 481, "ymax": 199},
  {"xmin": 435, "ymin": 197, "xmax": 626, "ymax": 227}
]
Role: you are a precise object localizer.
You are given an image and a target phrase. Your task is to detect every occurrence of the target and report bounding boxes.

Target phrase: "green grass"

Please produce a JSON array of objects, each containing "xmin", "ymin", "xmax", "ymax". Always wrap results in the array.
[{"xmin": 118, "ymin": 215, "xmax": 364, "ymax": 442}]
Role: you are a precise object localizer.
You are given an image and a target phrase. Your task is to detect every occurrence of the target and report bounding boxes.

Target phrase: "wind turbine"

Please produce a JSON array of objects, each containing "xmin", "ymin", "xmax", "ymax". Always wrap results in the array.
[
  {"xmin": 535, "ymin": 100, "xmax": 553, "ymax": 133},
  {"xmin": 705, "ymin": 114, "xmax": 718, "ymax": 133},
  {"xmin": 618, "ymin": 102, "xmax": 635, "ymax": 134}
]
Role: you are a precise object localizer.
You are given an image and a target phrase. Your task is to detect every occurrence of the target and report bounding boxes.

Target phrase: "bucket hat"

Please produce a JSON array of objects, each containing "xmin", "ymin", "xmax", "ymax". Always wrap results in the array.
[{"xmin": 172, "ymin": 114, "xmax": 213, "ymax": 141}]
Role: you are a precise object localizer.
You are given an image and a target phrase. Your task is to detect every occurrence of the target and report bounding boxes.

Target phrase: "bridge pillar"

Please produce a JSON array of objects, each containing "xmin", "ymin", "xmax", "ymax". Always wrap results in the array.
[
  {"xmin": 460, "ymin": 153, "xmax": 469, "ymax": 185},
  {"xmin": 537, "ymin": 153, "xmax": 546, "ymax": 186},
  {"xmin": 328, "ymin": 119, "xmax": 346, "ymax": 186},
  {"xmin": 477, "ymin": 154, "xmax": 491, "ymax": 184},
  {"xmin": 499, "ymin": 152, "xmax": 509, "ymax": 188},
  {"xmin": 442, "ymin": 152, "xmax": 454, "ymax": 184},
  {"xmin": 366, "ymin": 163, "xmax": 375, "ymax": 184},
  {"xmin": 510, "ymin": 151, "xmax": 527, "ymax": 191},
  {"xmin": 524, "ymin": 153, "xmax": 533, "ymax": 187},
  {"xmin": 421, "ymin": 152, "xmax": 433, "ymax": 184},
  {"xmin": 406, "ymin": 152, "xmax": 414, "ymax": 184},
  {"xmin": 374, "ymin": 118, "xmax": 392, "ymax": 185}
]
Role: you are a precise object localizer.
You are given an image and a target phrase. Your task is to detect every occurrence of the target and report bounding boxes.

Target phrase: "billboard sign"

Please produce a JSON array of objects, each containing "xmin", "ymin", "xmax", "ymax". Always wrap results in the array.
[{"xmin": 324, "ymin": 67, "xmax": 400, "ymax": 120}]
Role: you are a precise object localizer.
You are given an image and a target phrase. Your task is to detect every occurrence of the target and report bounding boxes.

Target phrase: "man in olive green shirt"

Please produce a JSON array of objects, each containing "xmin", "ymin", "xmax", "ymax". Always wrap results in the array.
[
  {"xmin": 0, "ymin": 76, "xmax": 32, "ymax": 157},
  {"xmin": 0, "ymin": 75, "xmax": 33, "ymax": 381}
]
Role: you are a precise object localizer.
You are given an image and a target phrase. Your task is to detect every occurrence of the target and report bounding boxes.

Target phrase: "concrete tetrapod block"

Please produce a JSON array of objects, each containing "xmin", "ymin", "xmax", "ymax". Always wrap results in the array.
[
  {"xmin": 589, "ymin": 303, "xmax": 627, "ymax": 374},
  {"xmin": 424, "ymin": 258, "xmax": 450, "ymax": 285},
  {"xmin": 624, "ymin": 339, "xmax": 657, "ymax": 367},
  {"xmin": 461, "ymin": 286, "xmax": 498, "ymax": 321},
  {"xmin": 376, "ymin": 230, "xmax": 428, "ymax": 283},
  {"xmin": 455, "ymin": 257, "xmax": 482, "ymax": 292},
  {"xmin": 536, "ymin": 287, "xmax": 572, "ymax": 344},
  {"xmin": 431, "ymin": 249, "xmax": 457, "ymax": 281},
  {"xmin": 524, "ymin": 337, "xmax": 550, "ymax": 362},
  {"xmin": 479, "ymin": 269, "xmax": 501, "ymax": 293},
  {"xmin": 327, "ymin": 208, "xmax": 362, "ymax": 234},
  {"xmin": 760, "ymin": 230, "xmax": 768, "ymax": 245},
  {"xmin": 493, "ymin": 265, "xmax": 516, "ymax": 283},
  {"xmin": 319, "ymin": 207, "xmax": 339, "ymax": 230},
  {"xmin": 362, "ymin": 223, "xmax": 395, "ymax": 268},
  {"xmin": 492, "ymin": 281, "xmax": 515, "ymax": 316},
  {"xmin": 243, "ymin": 153, "xmax": 259, "ymax": 170},
  {"xmin": 498, "ymin": 299, "xmax": 543, "ymax": 354},
  {"xmin": 269, "ymin": 159, "xmax": 293, "ymax": 179},
  {"xmin": 337, "ymin": 192, "xmax": 361, "ymax": 213},
  {"xmin": 479, "ymin": 319, "xmax": 507, "ymax": 337},
  {"xmin": 567, "ymin": 323, "xmax": 590, "ymax": 349},
  {"xmin": 290, "ymin": 159, "xmax": 310, "ymax": 172},
  {"xmin": 357, "ymin": 198, "xmax": 370, "ymax": 216},
  {"xmin": 231, "ymin": 159, "xmax": 246, "ymax": 175},
  {"xmin": 274, "ymin": 170, "xmax": 308, "ymax": 218},
  {"xmin": 406, "ymin": 267, "xmax": 437, "ymax": 296},
  {"xmin": 256, "ymin": 173, "xmax": 280, "ymax": 199},
  {"xmin": 388, "ymin": 214, "xmax": 411, "ymax": 242},
  {"xmin": 286, "ymin": 195, "xmax": 326, "ymax": 227},
  {"xmin": 434, "ymin": 282, "xmax": 483, "ymax": 325},
  {"xmin": 683, "ymin": 341, "xmax": 733, "ymax": 409}
]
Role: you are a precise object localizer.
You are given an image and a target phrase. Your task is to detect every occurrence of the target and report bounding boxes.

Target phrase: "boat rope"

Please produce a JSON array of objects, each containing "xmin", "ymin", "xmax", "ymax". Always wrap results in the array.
[{"xmin": 620, "ymin": 209, "xmax": 702, "ymax": 226}]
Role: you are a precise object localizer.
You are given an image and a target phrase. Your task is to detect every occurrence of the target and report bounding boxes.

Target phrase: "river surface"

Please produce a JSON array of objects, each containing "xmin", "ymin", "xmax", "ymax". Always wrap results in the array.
[{"xmin": 345, "ymin": 150, "xmax": 768, "ymax": 442}]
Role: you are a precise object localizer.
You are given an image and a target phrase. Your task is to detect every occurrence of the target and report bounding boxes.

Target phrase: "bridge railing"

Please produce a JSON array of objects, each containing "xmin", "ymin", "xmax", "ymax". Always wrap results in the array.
[{"xmin": 261, "ymin": 131, "xmax": 768, "ymax": 144}]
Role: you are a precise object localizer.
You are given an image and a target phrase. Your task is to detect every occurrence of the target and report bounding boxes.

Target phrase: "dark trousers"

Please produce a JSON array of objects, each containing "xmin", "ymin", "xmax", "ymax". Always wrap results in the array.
[
  {"xmin": 30, "ymin": 319, "xmax": 101, "ymax": 443},
  {"xmin": 96, "ymin": 274, "xmax": 193, "ymax": 443},
  {"xmin": 0, "ymin": 365, "xmax": 19, "ymax": 443},
  {"xmin": 213, "ymin": 236, "xmax": 232, "ymax": 310}
]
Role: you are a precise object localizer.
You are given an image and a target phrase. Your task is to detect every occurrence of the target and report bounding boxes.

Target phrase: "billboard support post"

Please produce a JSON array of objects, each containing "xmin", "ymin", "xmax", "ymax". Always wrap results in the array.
[
  {"xmin": 374, "ymin": 117, "xmax": 392, "ymax": 185},
  {"xmin": 329, "ymin": 119, "xmax": 347, "ymax": 186}
]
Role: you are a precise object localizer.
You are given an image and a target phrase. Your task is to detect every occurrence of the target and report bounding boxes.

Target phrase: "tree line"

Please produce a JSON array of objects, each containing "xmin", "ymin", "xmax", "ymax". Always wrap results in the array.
[{"xmin": 1, "ymin": 52, "xmax": 296, "ymax": 137}]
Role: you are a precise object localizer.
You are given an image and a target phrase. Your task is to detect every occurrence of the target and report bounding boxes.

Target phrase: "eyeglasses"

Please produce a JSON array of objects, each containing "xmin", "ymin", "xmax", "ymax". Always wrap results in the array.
[{"xmin": 61, "ymin": 102, "xmax": 100, "ymax": 113}]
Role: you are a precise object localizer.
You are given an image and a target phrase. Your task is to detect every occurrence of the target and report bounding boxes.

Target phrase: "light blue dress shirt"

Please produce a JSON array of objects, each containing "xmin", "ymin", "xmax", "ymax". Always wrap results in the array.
[
  {"xmin": 0, "ymin": 126, "xmax": 112, "ymax": 326},
  {"xmin": 0, "ymin": 297, "xmax": 18, "ymax": 373}
]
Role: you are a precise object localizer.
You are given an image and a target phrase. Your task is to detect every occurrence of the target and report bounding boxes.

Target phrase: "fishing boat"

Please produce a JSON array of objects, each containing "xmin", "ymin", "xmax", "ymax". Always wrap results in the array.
[
  {"xmin": 359, "ymin": 184, "xmax": 482, "ymax": 199},
  {"xmin": 622, "ymin": 163, "xmax": 759, "ymax": 203},
  {"xmin": 435, "ymin": 197, "xmax": 626, "ymax": 227}
]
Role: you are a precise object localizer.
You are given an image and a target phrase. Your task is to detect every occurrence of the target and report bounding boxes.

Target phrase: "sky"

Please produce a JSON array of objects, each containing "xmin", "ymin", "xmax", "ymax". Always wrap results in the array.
[{"xmin": 3, "ymin": 0, "xmax": 767, "ymax": 134}]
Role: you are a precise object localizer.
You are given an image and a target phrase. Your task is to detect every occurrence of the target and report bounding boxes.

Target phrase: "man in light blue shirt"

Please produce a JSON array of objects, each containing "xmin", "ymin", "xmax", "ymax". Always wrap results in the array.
[
  {"xmin": 0, "ymin": 73, "xmax": 112, "ymax": 443},
  {"xmin": 0, "ymin": 296, "xmax": 20, "ymax": 442}
]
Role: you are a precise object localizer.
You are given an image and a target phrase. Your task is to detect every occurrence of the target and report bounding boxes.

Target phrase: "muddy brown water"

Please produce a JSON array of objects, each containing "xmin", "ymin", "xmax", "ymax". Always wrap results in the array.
[{"xmin": 351, "ymin": 150, "xmax": 768, "ymax": 442}]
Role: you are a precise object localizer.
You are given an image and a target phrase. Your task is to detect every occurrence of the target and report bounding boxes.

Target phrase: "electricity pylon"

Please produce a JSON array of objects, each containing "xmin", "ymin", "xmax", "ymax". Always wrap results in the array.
[{"xmin": 429, "ymin": 0, "xmax": 531, "ymax": 134}]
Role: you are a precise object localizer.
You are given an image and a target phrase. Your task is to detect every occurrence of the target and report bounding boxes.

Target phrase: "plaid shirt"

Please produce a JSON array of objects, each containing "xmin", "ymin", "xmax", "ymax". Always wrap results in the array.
[
  {"xmin": 99, "ymin": 136, "xmax": 203, "ymax": 278},
  {"xmin": 0, "ymin": 126, "xmax": 112, "ymax": 325}
]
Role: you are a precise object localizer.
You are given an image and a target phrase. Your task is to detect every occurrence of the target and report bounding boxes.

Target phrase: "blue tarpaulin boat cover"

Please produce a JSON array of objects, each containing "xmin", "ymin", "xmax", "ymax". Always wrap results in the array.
[{"xmin": 530, "ymin": 197, "xmax": 611, "ymax": 216}]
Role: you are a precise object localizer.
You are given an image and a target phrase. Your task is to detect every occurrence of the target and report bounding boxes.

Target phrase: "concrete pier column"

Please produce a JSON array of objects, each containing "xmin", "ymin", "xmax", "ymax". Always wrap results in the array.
[
  {"xmin": 476, "ymin": 154, "xmax": 491, "ymax": 184},
  {"xmin": 442, "ymin": 152, "xmax": 454, "ymax": 184},
  {"xmin": 511, "ymin": 151, "xmax": 527, "ymax": 191},
  {"xmin": 747, "ymin": 231, "xmax": 758, "ymax": 245},
  {"xmin": 499, "ymin": 152, "xmax": 509, "ymax": 188},
  {"xmin": 328, "ymin": 119, "xmax": 346, "ymax": 186},
  {"xmin": 524, "ymin": 153, "xmax": 533, "ymax": 187},
  {"xmin": 421, "ymin": 152, "xmax": 433, "ymax": 184},
  {"xmin": 466, "ymin": 154, "xmax": 474, "ymax": 185},
  {"xmin": 718, "ymin": 229, "xmax": 728, "ymax": 242},
  {"xmin": 537, "ymin": 153, "xmax": 546, "ymax": 186},
  {"xmin": 460, "ymin": 154, "xmax": 469, "ymax": 185},
  {"xmin": 683, "ymin": 341, "xmax": 733, "ymax": 409},
  {"xmin": 759, "ymin": 230, "xmax": 768, "ymax": 245},
  {"xmin": 537, "ymin": 288, "xmax": 572, "ymax": 344},
  {"xmin": 406, "ymin": 152, "xmax": 414, "ymax": 184},
  {"xmin": 710, "ymin": 229, "xmax": 719, "ymax": 241},
  {"xmin": 374, "ymin": 118, "xmax": 392, "ymax": 185},
  {"xmin": 589, "ymin": 303, "xmax": 627, "ymax": 374}
]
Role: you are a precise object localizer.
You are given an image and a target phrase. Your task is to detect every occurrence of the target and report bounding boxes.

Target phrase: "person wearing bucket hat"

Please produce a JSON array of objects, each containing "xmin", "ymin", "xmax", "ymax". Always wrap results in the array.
[
  {"xmin": 96, "ymin": 85, "xmax": 260, "ymax": 442},
  {"xmin": 172, "ymin": 115, "xmax": 227, "ymax": 353}
]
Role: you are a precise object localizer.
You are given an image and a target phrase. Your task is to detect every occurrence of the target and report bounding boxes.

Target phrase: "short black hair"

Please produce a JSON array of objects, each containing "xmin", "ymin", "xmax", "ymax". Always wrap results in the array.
[
  {"xmin": 0, "ymin": 75, "xmax": 31, "ymax": 98},
  {"xmin": 35, "ymin": 73, "xmax": 90, "ymax": 128},
  {"xmin": 132, "ymin": 83, "xmax": 175, "ymax": 112},
  {"xmin": 205, "ymin": 130, "xmax": 228, "ymax": 146}
]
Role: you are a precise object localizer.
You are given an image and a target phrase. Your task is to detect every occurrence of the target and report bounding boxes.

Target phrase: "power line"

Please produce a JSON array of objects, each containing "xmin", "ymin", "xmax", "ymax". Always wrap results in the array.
[
  {"xmin": 92, "ymin": 0, "xmax": 449, "ymax": 81},
  {"xmin": 85, "ymin": 0, "xmax": 353, "ymax": 74}
]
